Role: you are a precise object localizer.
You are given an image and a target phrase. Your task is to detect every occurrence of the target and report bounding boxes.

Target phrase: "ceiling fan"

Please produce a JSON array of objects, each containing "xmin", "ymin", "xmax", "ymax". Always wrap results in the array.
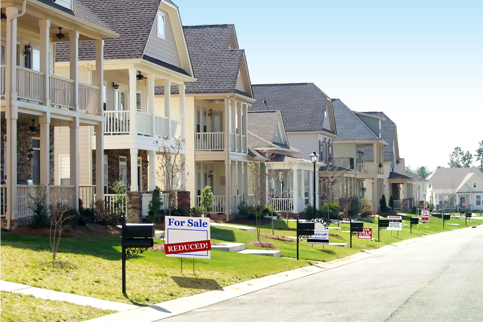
[
  {"xmin": 136, "ymin": 71, "xmax": 147, "ymax": 81},
  {"xmin": 29, "ymin": 119, "xmax": 38, "ymax": 132}
]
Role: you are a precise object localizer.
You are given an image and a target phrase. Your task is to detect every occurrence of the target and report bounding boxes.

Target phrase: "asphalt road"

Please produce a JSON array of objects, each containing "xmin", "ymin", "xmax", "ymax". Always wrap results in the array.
[{"xmin": 161, "ymin": 225, "xmax": 483, "ymax": 322}]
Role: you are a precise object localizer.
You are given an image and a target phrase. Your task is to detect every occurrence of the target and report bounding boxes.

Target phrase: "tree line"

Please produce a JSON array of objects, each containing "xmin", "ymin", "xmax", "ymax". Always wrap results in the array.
[{"xmin": 447, "ymin": 140, "xmax": 483, "ymax": 170}]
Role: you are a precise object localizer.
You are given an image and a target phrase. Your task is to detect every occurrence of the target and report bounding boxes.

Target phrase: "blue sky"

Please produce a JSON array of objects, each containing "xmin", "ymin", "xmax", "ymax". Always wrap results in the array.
[{"xmin": 178, "ymin": 0, "xmax": 483, "ymax": 171}]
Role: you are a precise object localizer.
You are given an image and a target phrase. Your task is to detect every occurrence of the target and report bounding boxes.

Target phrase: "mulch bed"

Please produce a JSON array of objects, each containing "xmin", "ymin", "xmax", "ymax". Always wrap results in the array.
[
  {"xmin": 247, "ymin": 241, "xmax": 277, "ymax": 249},
  {"xmin": 6, "ymin": 223, "xmax": 122, "ymax": 237},
  {"xmin": 259, "ymin": 233, "xmax": 294, "ymax": 242}
]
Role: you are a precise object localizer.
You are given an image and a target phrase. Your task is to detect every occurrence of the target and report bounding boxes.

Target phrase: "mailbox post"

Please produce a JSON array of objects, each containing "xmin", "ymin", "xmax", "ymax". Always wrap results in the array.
[
  {"xmin": 121, "ymin": 216, "xmax": 155, "ymax": 294},
  {"xmin": 349, "ymin": 221, "xmax": 364, "ymax": 248},
  {"xmin": 410, "ymin": 216, "xmax": 419, "ymax": 234},
  {"xmin": 378, "ymin": 218, "xmax": 389, "ymax": 242},
  {"xmin": 465, "ymin": 212, "xmax": 472, "ymax": 226},
  {"xmin": 296, "ymin": 218, "xmax": 314, "ymax": 260}
]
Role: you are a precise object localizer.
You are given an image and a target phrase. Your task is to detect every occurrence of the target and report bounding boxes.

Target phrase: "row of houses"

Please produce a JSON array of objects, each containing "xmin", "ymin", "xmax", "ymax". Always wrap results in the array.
[{"xmin": 2, "ymin": 0, "xmax": 440, "ymax": 230}]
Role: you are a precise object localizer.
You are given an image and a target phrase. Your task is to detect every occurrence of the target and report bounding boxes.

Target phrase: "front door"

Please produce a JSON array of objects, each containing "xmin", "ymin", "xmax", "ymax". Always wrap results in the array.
[{"xmin": 460, "ymin": 197, "xmax": 465, "ymax": 208}]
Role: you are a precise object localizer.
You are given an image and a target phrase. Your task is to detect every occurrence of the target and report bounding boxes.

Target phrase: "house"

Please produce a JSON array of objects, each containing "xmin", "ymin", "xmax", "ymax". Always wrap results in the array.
[
  {"xmin": 329, "ymin": 99, "xmax": 387, "ymax": 211},
  {"xmin": 247, "ymin": 110, "xmax": 316, "ymax": 214},
  {"xmin": 155, "ymin": 24, "xmax": 254, "ymax": 220},
  {"xmin": 251, "ymin": 83, "xmax": 337, "ymax": 211},
  {"xmin": 53, "ymin": 0, "xmax": 195, "ymax": 213},
  {"xmin": 1, "ymin": 0, "xmax": 118, "ymax": 229},
  {"xmin": 426, "ymin": 168, "xmax": 483, "ymax": 211}
]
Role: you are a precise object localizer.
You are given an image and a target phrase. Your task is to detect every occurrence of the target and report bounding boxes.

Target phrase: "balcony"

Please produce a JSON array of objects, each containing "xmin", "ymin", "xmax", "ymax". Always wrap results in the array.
[
  {"xmin": 1, "ymin": 66, "xmax": 101, "ymax": 114},
  {"xmin": 332, "ymin": 157, "xmax": 354, "ymax": 170},
  {"xmin": 196, "ymin": 132, "xmax": 225, "ymax": 151}
]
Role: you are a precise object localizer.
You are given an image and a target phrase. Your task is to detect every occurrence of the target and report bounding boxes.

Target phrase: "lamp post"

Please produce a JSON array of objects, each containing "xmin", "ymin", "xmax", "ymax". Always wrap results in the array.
[{"xmin": 309, "ymin": 151, "xmax": 318, "ymax": 219}]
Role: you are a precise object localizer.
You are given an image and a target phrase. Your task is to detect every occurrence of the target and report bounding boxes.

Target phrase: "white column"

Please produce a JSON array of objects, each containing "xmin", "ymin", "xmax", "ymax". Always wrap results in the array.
[
  {"xmin": 225, "ymin": 159, "xmax": 231, "ymax": 220},
  {"xmin": 94, "ymin": 39, "xmax": 104, "ymax": 114},
  {"xmin": 69, "ymin": 30, "xmax": 79, "ymax": 111},
  {"xmin": 293, "ymin": 166, "xmax": 299, "ymax": 213},
  {"xmin": 39, "ymin": 20, "xmax": 50, "ymax": 106},
  {"xmin": 164, "ymin": 79, "xmax": 171, "ymax": 139},
  {"xmin": 243, "ymin": 162, "xmax": 248, "ymax": 202},
  {"xmin": 148, "ymin": 74, "xmax": 155, "ymax": 137},
  {"xmin": 148, "ymin": 150, "xmax": 156, "ymax": 191},
  {"xmin": 244, "ymin": 104, "xmax": 249, "ymax": 153},
  {"xmin": 237, "ymin": 102, "xmax": 242, "ymax": 152},
  {"xmin": 179, "ymin": 84, "xmax": 186, "ymax": 140},
  {"xmin": 95, "ymin": 124, "xmax": 104, "ymax": 200},
  {"xmin": 128, "ymin": 68, "xmax": 137, "ymax": 136},
  {"xmin": 39, "ymin": 113, "xmax": 50, "ymax": 186},
  {"xmin": 180, "ymin": 154, "xmax": 187, "ymax": 191},
  {"xmin": 130, "ymin": 148, "xmax": 138, "ymax": 191},
  {"xmin": 70, "ymin": 117, "xmax": 79, "ymax": 209}
]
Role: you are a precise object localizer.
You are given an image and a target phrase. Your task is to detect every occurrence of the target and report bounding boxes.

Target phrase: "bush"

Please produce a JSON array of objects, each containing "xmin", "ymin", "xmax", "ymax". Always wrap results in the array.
[
  {"xmin": 380, "ymin": 194, "xmax": 388, "ymax": 212},
  {"xmin": 360, "ymin": 197, "xmax": 372, "ymax": 213},
  {"xmin": 176, "ymin": 207, "xmax": 188, "ymax": 217},
  {"xmin": 93, "ymin": 199, "xmax": 117, "ymax": 226},
  {"xmin": 247, "ymin": 206, "xmax": 264, "ymax": 220},
  {"xmin": 237, "ymin": 201, "xmax": 250, "ymax": 219},
  {"xmin": 428, "ymin": 203, "xmax": 435, "ymax": 212},
  {"xmin": 78, "ymin": 206, "xmax": 96, "ymax": 226},
  {"xmin": 191, "ymin": 206, "xmax": 205, "ymax": 217},
  {"xmin": 200, "ymin": 186, "xmax": 214, "ymax": 212},
  {"xmin": 319, "ymin": 203, "xmax": 340, "ymax": 219},
  {"xmin": 389, "ymin": 195, "xmax": 394, "ymax": 208},
  {"xmin": 28, "ymin": 185, "xmax": 49, "ymax": 228},
  {"xmin": 410, "ymin": 206, "xmax": 417, "ymax": 214},
  {"xmin": 349, "ymin": 199, "xmax": 360, "ymax": 217},
  {"xmin": 148, "ymin": 187, "xmax": 164, "ymax": 222},
  {"xmin": 305, "ymin": 204, "xmax": 315, "ymax": 221}
]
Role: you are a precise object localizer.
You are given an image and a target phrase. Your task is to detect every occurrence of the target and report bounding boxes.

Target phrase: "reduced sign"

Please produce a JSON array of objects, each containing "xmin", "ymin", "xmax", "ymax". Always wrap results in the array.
[
  {"xmin": 388, "ymin": 216, "xmax": 402, "ymax": 231},
  {"xmin": 165, "ymin": 216, "xmax": 211, "ymax": 259},
  {"xmin": 421, "ymin": 210, "xmax": 430, "ymax": 223},
  {"xmin": 358, "ymin": 228, "xmax": 372, "ymax": 239}
]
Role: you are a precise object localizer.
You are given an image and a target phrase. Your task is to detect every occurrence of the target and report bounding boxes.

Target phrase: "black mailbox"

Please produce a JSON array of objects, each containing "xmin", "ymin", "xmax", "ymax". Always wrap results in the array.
[
  {"xmin": 297, "ymin": 222, "xmax": 314, "ymax": 236},
  {"xmin": 410, "ymin": 217, "xmax": 419, "ymax": 225},
  {"xmin": 443, "ymin": 214, "xmax": 450, "ymax": 220},
  {"xmin": 466, "ymin": 212, "xmax": 472, "ymax": 218},
  {"xmin": 350, "ymin": 222, "xmax": 364, "ymax": 233},
  {"xmin": 379, "ymin": 219, "xmax": 389, "ymax": 228},
  {"xmin": 122, "ymin": 224, "xmax": 155, "ymax": 248}
]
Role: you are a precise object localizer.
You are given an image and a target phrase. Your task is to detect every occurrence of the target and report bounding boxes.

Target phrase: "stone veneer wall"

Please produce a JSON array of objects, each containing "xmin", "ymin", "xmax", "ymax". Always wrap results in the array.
[
  {"xmin": 0, "ymin": 120, "xmax": 54, "ymax": 185},
  {"xmin": 177, "ymin": 191, "xmax": 190, "ymax": 215}
]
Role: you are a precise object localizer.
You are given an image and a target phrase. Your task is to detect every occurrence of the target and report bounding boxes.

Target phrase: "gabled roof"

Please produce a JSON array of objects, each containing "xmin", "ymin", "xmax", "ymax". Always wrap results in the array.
[
  {"xmin": 251, "ymin": 83, "xmax": 330, "ymax": 133},
  {"xmin": 332, "ymin": 99, "xmax": 380, "ymax": 142},
  {"xmin": 427, "ymin": 168, "xmax": 483, "ymax": 194},
  {"xmin": 388, "ymin": 172, "xmax": 414, "ymax": 180},
  {"xmin": 174, "ymin": 24, "xmax": 252, "ymax": 97},
  {"xmin": 363, "ymin": 112, "xmax": 397, "ymax": 162}
]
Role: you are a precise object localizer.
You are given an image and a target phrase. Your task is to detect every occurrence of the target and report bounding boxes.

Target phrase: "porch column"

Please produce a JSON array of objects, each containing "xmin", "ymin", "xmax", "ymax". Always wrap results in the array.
[
  {"xmin": 237, "ymin": 102, "xmax": 242, "ymax": 152},
  {"xmin": 180, "ymin": 154, "xmax": 187, "ymax": 190},
  {"xmin": 148, "ymin": 74, "xmax": 155, "ymax": 137},
  {"xmin": 244, "ymin": 104, "xmax": 249, "ymax": 153},
  {"xmin": 243, "ymin": 162, "xmax": 248, "ymax": 202},
  {"xmin": 70, "ymin": 117, "xmax": 79, "ymax": 209},
  {"xmin": 225, "ymin": 159, "xmax": 231, "ymax": 220},
  {"xmin": 39, "ymin": 113, "xmax": 50, "ymax": 186},
  {"xmin": 128, "ymin": 68, "xmax": 137, "ymax": 136},
  {"xmin": 6, "ymin": 7, "xmax": 19, "ymax": 229},
  {"xmin": 69, "ymin": 30, "xmax": 79, "ymax": 111},
  {"xmin": 293, "ymin": 167, "xmax": 299, "ymax": 213},
  {"xmin": 130, "ymin": 148, "xmax": 138, "ymax": 191},
  {"xmin": 179, "ymin": 84, "xmax": 186, "ymax": 140},
  {"xmin": 95, "ymin": 124, "xmax": 104, "ymax": 200},
  {"xmin": 231, "ymin": 100, "xmax": 236, "ymax": 151},
  {"xmin": 94, "ymin": 39, "xmax": 104, "ymax": 113},
  {"xmin": 39, "ymin": 20, "xmax": 50, "ymax": 106},
  {"xmin": 164, "ymin": 79, "xmax": 171, "ymax": 139},
  {"xmin": 148, "ymin": 150, "xmax": 156, "ymax": 191}
]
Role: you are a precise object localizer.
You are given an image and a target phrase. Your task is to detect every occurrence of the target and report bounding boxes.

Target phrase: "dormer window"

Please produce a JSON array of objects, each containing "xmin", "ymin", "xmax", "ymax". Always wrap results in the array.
[{"xmin": 157, "ymin": 11, "xmax": 165, "ymax": 39}]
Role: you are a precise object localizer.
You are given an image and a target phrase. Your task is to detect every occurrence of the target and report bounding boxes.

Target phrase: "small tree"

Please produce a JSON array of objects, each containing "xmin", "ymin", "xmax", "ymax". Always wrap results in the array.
[
  {"xmin": 112, "ymin": 181, "xmax": 129, "ymax": 223},
  {"xmin": 28, "ymin": 185, "xmax": 49, "ymax": 228},
  {"xmin": 49, "ymin": 192, "xmax": 75, "ymax": 266},
  {"xmin": 380, "ymin": 194, "xmax": 388, "ymax": 212},
  {"xmin": 148, "ymin": 186, "xmax": 164, "ymax": 223},
  {"xmin": 200, "ymin": 186, "xmax": 214, "ymax": 213}
]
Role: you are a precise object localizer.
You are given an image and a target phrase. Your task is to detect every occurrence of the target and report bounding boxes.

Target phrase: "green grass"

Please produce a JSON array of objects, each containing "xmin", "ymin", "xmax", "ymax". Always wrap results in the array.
[
  {"xmin": 0, "ymin": 291, "xmax": 116, "ymax": 322},
  {"xmin": 1, "ymin": 234, "xmax": 308, "ymax": 307}
]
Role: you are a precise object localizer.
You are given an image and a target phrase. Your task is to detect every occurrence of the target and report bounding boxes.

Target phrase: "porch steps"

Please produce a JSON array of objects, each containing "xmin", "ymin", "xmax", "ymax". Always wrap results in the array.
[
  {"xmin": 211, "ymin": 243, "xmax": 246, "ymax": 252},
  {"xmin": 155, "ymin": 231, "xmax": 164, "ymax": 239},
  {"xmin": 238, "ymin": 249, "xmax": 282, "ymax": 257}
]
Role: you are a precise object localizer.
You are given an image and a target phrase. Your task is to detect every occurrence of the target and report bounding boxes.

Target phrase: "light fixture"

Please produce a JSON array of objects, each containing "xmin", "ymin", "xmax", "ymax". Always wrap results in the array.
[
  {"xmin": 136, "ymin": 71, "xmax": 146, "ymax": 81},
  {"xmin": 1, "ymin": 10, "xmax": 6, "ymax": 20},
  {"xmin": 309, "ymin": 151, "xmax": 318, "ymax": 164},
  {"xmin": 143, "ymin": 159, "xmax": 149, "ymax": 167},
  {"xmin": 208, "ymin": 109, "xmax": 213, "ymax": 116},
  {"xmin": 56, "ymin": 27, "xmax": 65, "ymax": 40},
  {"xmin": 27, "ymin": 148, "xmax": 34, "ymax": 160},
  {"xmin": 24, "ymin": 44, "xmax": 31, "ymax": 55},
  {"xmin": 29, "ymin": 119, "xmax": 38, "ymax": 132},
  {"xmin": 112, "ymin": 82, "xmax": 119, "ymax": 89},
  {"xmin": 208, "ymin": 170, "xmax": 213, "ymax": 178},
  {"xmin": 379, "ymin": 163, "xmax": 383, "ymax": 168},
  {"xmin": 360, "ymin": 187, "xmax": 367, "ymax": 191}
]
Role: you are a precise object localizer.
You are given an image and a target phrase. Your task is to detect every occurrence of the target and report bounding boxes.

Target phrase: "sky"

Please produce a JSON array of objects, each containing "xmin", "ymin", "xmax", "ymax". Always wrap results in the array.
[{"xmin": 178, "ymin": 0, "xmax": 483, "ymax": 172}]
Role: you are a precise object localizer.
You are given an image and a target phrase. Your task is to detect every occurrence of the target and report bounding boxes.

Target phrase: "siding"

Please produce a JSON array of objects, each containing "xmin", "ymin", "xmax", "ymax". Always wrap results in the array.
[{"xmin": 144, "ymin": 10, "xmax": 181, "ymax": 68}]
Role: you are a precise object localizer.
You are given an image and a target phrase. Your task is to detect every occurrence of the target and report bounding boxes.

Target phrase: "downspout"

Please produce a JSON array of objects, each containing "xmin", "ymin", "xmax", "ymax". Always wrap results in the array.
[{"xmin": 6, "ymin": 0, "xmax": 27, "ymax": 231}]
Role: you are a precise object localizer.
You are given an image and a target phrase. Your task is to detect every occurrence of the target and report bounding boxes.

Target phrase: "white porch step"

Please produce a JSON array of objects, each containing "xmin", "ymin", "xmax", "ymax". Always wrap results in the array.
[
  {"xmin": 211, "ymin": 243, "xmax": 246, "ymax": 252},
  {"xmin": 238, "ymin": 249, "xmax": 281, "ymax": 257},
  {"xmin": 154, "ymin": 231, "xmax": 164, "ymax": 239},
  {"xmin": 211, "ymin": 223, "xmax": 257, "ymax": 233}
]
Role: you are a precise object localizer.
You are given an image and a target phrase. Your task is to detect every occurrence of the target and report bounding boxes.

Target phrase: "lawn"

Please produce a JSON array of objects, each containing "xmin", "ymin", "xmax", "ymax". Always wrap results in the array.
[{"xmin": 0, "ymin": 291, "xmax": 116, "ymax": 322}]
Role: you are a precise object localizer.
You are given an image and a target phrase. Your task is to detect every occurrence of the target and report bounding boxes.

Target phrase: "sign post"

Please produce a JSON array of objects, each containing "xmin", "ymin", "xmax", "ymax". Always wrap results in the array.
[
  {"xmin": 358, "ymin": 227, "xmax": 372, "ymax": 241},
  {"xmin": 378, "ymin": 218, "xmax": 389, "ymax": 242},
  {"xmin": 409, "ymin": 216, "xmax": 419, "ymax": 234},
  {"xmin": 349, "ymin": 221, "xmax": 364, "ymax": 248},
  {"xmin": 465, "ymin": 212, "xmax": 472, "ymax": 226},
  {"xmin": 296, "ymin": 218, "xmax": 314, "ymax": 260},
  {"xmin": 421, "ymin": 209, "xmax": 430, "ymax": 223}
]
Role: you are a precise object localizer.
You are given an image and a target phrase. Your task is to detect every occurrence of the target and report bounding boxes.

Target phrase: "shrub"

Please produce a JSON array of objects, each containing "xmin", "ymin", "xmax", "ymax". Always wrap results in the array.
[
  {"xmin": 389, "ymin": 195, "xmax": 394, "ymax": 208},
  {"xmin": 176, "ymin": 207, "xmax": 188, "ymax": 217},
  {"xmin": 78, "ymin": 206, "xmax": 96, "ymax": 226},
  {"xmin": 200, "ymin": 186, "xmax": 214, "ymax": 212},
  {"xmin": 148, "ymin": 186, "xmax": 164, "ymax": 222},
  {"xmin": 85, "ymin": 223, "xmax": 94, "ymax": 232},
  {"xmin": 428, "ymin": 203, "xmax": 435, "ymax": 212},
  {"xmin": 349, "ymin": 199, "xmax": 360, "ymax": 217},
  {"xmin": 319, "ymin": 203, "xmax": 340, "ymax": 219},
  {"xmin": 380, "ymin": 194, "xmax": 388, "ymax": 212},
  {"xmin": 191, "ymin": 206, "xmax": 205, "ymax": 217},
  {"xmin": 93, "ymin": 199, "xmax": 117, "ymax": 226},
  {"xmin": 237, "ymin": 201, "xmax": 250, "ymax": 219},
  {"xmin": 305, "ymin": 204, "xmax": 314, "ymax": 221},
  {"xmin": 28, "ymin": 185, "xmax": 49, "ymax": 228},
  {"xmin": 360, "ymin": 197, "xmax": 372, "ymax": 213}
]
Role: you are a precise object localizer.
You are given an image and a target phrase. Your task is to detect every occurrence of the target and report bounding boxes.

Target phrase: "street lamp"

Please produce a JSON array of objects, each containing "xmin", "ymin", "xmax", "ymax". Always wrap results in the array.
[{"xmin": 309, "ymin": 151, "xmax": 319, "ymax": 219}]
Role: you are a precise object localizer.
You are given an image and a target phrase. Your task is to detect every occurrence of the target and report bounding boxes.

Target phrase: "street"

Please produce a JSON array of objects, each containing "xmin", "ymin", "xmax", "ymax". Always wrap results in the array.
[{"xmin": 162, "ymin": 225, "xmax": 483, "ymax": 321}]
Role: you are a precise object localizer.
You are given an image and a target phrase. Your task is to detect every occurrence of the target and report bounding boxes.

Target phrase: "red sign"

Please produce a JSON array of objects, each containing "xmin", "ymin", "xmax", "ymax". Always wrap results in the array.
[
  {"xmin": 421, "ymin": 210, "xmax": 430, "ymax": 222},
  {"xmin": 463, "ymin": 202, "xmax": 467, "ymax": 207},
  {"xmin": 358, "ymin": 228, "xmax": 372, "ymax": 239},
  {"xmin": 164, "ymin": 240, "xmax": 212, "ymax": 255}
]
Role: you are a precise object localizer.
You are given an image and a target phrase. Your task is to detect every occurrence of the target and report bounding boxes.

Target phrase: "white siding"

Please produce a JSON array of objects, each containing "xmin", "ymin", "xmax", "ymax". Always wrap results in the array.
[
  {"xmin": 287, "ymin": 133, "xmax": 320, "ymax": 161},
  {"xmin": 144, "ymin": 10, "xmax": 181, "ymax": 68}
]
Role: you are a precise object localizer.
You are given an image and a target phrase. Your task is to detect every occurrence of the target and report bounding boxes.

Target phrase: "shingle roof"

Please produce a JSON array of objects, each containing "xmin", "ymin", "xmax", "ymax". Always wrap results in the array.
[
  {"xmin": 56, "ymin": 0, "xmax": 161, "ymax": 61},
  {"xmin": 319, "ymin": 164, "xmax": 352, "ymax": 172},
  {"xmin": 332, "ymin": 99, "xmax": 380, "ymax": 142},
  {"xmin": 248, "ymin": 110, "xmax": 283, "ymax": 143},
  {"xmin": 427, "ymin": 168, "xmax": 483, "ymax": 194},
  {"xmin": 388, "ymin": 172, "xmax": 414, "ymax": 180},
  {"xmin": 173, "ymin": 24, "xmax": 248, "ymax": 96},
  {"xmin": 251, "ymin": 83, "xmax": 330, "ymax": 133},
  {"xmin": 363, "ymin": 112, "xmax": 395, "ymax": 162}
]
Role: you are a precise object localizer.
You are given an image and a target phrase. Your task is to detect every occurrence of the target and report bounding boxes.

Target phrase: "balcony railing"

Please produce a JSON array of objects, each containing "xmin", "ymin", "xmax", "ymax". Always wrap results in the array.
[
  {"xmin": 270, "ymin": 197, "xmax": 294, "ymax": 213},
  {"xmin": 50, "ymin": 75, "xmax": 74, "ymax": 109},
  {"xmin": 79, "ymin": 83, "xmax": 100, "ymax": 114},
  {"xmin": 331, "ymin": 157, "xmax": 354, "ymax": 170},
  {"xmin": 196, "ymin": 195, "xmax": 225, "ymax": 213},
  {"xmin": 196, "ymin": 132, "xmax": 225, "ymax": 151},
  {"xmin": 171, "ymin": 119, "xmax": 183, "ymax": 139},
  {"xmin": 155, "ymin": 116, "xmax": 169, "ymax": 137},
  {"xmin": 104, "ymin": 111, "xmax": 130, "ymax": 134},
  {"xmin": 17, "ymin": 66, "xmax": 44, "ymax": 103},
  {"xmin": 137, "ymin": 112, "xmax": 153, "ymax": 136}
]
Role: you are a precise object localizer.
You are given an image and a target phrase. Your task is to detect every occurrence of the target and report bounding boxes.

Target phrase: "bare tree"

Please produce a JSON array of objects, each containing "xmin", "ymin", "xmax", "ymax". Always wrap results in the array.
[{"xmin": 49, "ymin": 191, "xmax": 75, "ymax": 266}]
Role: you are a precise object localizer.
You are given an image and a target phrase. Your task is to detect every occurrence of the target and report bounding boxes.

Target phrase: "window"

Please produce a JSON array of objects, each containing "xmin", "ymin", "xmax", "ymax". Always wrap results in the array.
[
  {"xmin": 136, "ymin": 92, "xmax": 141, "ymax": 111},
  {"xmin": 157, "ymin": 11, "xmax": 165, "ymax": 39},
  {"xmin": 31, "ymin": 138, "xmax": 40, "ymax": 184},
  {"xmin": 59, "ymin": 154, "xmax": 70, "ymax": 185},
  {"xmin": 476, "ymin": 195, "xmax": 482, "ymax": 206},
  {"xmin": 203, "ymin": 110, "xmax": 207, "ymax": 132},
  {"xmin": 196, "ymin": 108, "xmax": 201, "ymax": 132},
  {"xmin": 473, "ymin": 181, "xmax": 477, "ymax": 189},
  {"xmin": 103, "ymin": 155, "xmax": 108, "ymax": 194},
  {"xmin": 319, "ymin": 140, "xmax": 324, "ymax": 162},
  {"xmin": 119, "ymin": 156, "xmax": 127, "ymax": 186},
  {"xmin": 32, "ymin": 49, "xmax": 40, "ymax": 72},
  {"xmin": 103, "ymin": 84, "xmax": 107, "ymax": 110}
]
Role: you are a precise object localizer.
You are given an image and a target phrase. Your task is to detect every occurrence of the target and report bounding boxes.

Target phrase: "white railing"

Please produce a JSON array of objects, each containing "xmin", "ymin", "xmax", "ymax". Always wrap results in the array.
[
  {"xmin": 1, "ymin": 65, "xmax": 5, "ymax": 99},
  {"xmin": 231, "ymin": 195, "xmax": 242, "ymax": 214},
  {"xmin": 17, "ymin": 66, "xmax": 44, "ymax": 102},
  {"xmin": 79, "ymin": 185, "xmax": 96, "ymax": 208},
  {"xmin": 270, "ymin": 197, "xmax": 293, "ymax": 212},
  {"xmin": 196, "ymin": 132, "xmax": 225, "ymax": 151},
  {"xmin": 171, "ymin": 119, "xmax": 183, "ymax": 139},
  {"xmin": 230, "ymin": 133, "xmax": 235, "ymax": 151},
  {"xmin": 17, "ymin": 185, "xmax": 33, "ymax": 216},
  {"xmin": 104, "ymin": 194, "xmax": 127, "ymax": 214},
  {"xmin": 236, "ymin": 135, "xmax": 242, "ymax": 152},
  {"xmin": 1, "ymin": 185, "xmax": 7, "ymax": 216},
  {"xmin": 242, "ymin": 135, "xmax": 246, "ymax": 152},
  {"xmin": 137, "ymin": 112, "xmax": 153, "ymax": 136},
  {"xmin": 196, "ymin": 195, "xmax": 226, "ymax": 213},
  {"xmin": 50, "ymin": 75, "xmax": 74, "ymax": 109},
  {"xmin": 155, "ymin": 116, "xmax": 169, "ymax": 138},
  {"xmin": 79, "ymin": 83, "xmax": 100, "ymax": 114},
  {"xmin": 50, "ymin": 185, "xmax": 76, "ymax": 208},
  {"xmin": 104, "ymin": 111, "xmax": 130, "ymax": 134}
]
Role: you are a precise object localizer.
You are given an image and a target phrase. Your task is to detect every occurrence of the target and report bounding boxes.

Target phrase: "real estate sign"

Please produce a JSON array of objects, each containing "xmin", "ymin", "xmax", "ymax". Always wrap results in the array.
[
  {"xmin": 358, "ymin": 227, "xmax": 372, "ymax": 239},
  {"xmin": 165, "ymin": 216, "xmax": 211, "ymax": 259},
  {"xmin": 387, "ymin": 216, "xmax": 402, "ymax": 231},
  {"xmin": 421, "ymin": 210, "xmax": 430, "ymax": 223},
  {"xmin": 307, "ymin": 221, "xmax": 329, "ymax": 245}
]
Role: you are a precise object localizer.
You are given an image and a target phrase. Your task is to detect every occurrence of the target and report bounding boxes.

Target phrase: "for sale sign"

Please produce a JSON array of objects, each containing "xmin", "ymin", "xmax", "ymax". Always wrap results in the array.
[
  {"xmin": 358, "ymin": 228, "xmax": 372, "ymax": 239},
  {"xmin": 387, "ymin": 216, "xmax": 402, "ymax": 231},
  {"xmin": 165, "ymin": 216, "xmax": 211, "ymax": 259},
  {"xmin": 307, "ymin": 221, "xmax": 329, "ymax": 245},
  {"xmin": 421, "ymin": 210, "xmax": 430, "ymax": 223}
]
